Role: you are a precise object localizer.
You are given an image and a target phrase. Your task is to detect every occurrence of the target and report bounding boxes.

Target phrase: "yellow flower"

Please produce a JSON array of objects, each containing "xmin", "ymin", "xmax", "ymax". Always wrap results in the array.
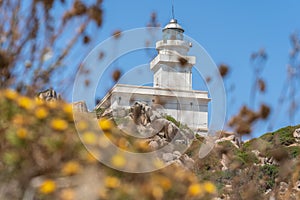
[
  {"xmin": 63, "ymin": 104, "xmax": 73, "ymax": 120},
  {"xmin": 111, "ymin": 153, "xmax": 126, "ymax": 168},
  {"xmin": 62, "ymin": 161, "xmax": 81, "ymax": 176},
  {"xmin": 134, "ymin": 140, "xmax": 149, "ymax": 151},
  {"xmin": 98, "ymin": 118, "xmax": 112, "ymax": 131},
  {"xmin": 16, "ymin": 128, "xmax": 28, "ymax": 139},
  {"xmin": 152, "ymin": 186, "xmax": 164, "ymax": 200},
  {"xmin": 12, "ymin": 114, "xmax": 26, "ymax": 126},
  {"xmin": 35, "ymin": 107, "xmax": 49, "ymax": 119},
  {"xmin": 35, "ymin": 98, "xmax": 45, "ymax": 106},
  {"xmin": 17, "ymin": 96, "xmax": 34, "ymax": 110},
  {"xmin": 188, "ymin": 183, "xmax": 203, "ymax": 197},
  {"xmin": 39, "ymin": 179, "xmax": 56, "ymax": 194},
  {"xmin": 76, "ymin": 120, "xmax": 88, "ymax": 131},
  {"xmin": 60, "ymin": 189, "xmax": 75, "ymax": 200},
  {"xmin": 47, "ymin": 101, "xmax": 58, "ymax": 109},
  {"xmin": 51, "ymin": 118, "xmax": 68, "ymax": 131},
  {"xmin": 104, "ymin": 176, "xmax": 120, "ymax": 189},
  {"xmin": 118, "ymin": 138, "xmax": 129, "ymax": 150},
  {"xmin": 158, "ymin": 177, "xmax": 172, "ymax": 191},
  {"xmin": 63, "ymin": 104, "xmax": 73, "ymax": 115},
  {"xmin": 4, "ymin": 89, "xmax": 18, "ymax": 100},
  {"xmin": 153, "ymin": 159, "xmax": 164, "ymax": 169},
  {"xmin": 82, "ymin": 131, "xmax": 97, "ymax": 145},
  {"xmin": 174, "ymin": 169, "xmax": 186, "ymax": 180},
  {"xmin": 203, "ymin": 181, "xmax": 216, "ymax": 194}
]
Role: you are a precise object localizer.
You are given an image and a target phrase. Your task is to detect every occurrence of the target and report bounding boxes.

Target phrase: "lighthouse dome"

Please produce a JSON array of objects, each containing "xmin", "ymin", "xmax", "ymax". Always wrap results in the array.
[
  {"xmin": 163, "ymin": 19, "xmax": 184, "ymax": 33},
  {"xmin": 163, "ymin": 19, "xmax": 184, "ymax": 41}
]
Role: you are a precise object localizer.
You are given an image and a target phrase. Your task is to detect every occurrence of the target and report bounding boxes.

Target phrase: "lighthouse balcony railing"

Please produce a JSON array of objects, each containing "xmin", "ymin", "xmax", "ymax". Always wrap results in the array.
[{"xmin": 156, "ymin": 40, "xmax": 191, "ymax": 50}]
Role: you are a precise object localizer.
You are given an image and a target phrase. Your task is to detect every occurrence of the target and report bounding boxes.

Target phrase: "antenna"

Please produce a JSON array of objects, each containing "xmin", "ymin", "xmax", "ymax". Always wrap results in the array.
[{"xmin": 172, "ymin": 0, "xmax": 175, "ymax": 19}]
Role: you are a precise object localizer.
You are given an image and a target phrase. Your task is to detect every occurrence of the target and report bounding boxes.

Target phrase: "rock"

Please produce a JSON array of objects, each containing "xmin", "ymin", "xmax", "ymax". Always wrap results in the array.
[
  {"xmin": 167, "ymin": 159, "xmax": 183, "ymax": 167},
  {"xmin": 162, "ymin": 142, "xmax": 174, "ymax": 153},
  {"xmin": 251, "ymin": 150, "xmax": 260, "ymax": 157},
  {"xmin": 158, "ymin": 132, "xmax": 165, "ymax": 137},
  {"xmin": 216, "ymin": 137, "xmax": 240, "ymax": 149},
  {"xmin": 213, "ymin": 194, "xmax": 230, "ymax": 200},
  {"xmin": 136, "ymin": 125, "xmax": 156, "ymax": 137},
  {"xmin": 37, "ymin": 88, "xmax": 61, "ymax": 102},
  {"xmin": 293, "ymin": 128, "xmax": 300, "ymax": 142},
  {"xmin": 221, "ymin": 153, "xmax": 229, "ymax": 171},
  {"xmin": 129, "ymin": 102, "xmax": 153, "ymax": 126},
  {"xmin": 181, "ymin": 129, "xmax": 195, "ymax": 140},
  {"xmin": 131, "ymin": 102, "xmax": 143, "ymax": 124},
  {"xmin": 150, "ymin": 110, "xmax": 162, "ymax": 121},
  {"xmin": 175, "ymin": 139, "xmax": 186, "ymax": 145},
  {"xmin": 216, "ymin": 131, "xmax": 241, "ymax": 148},
  {"xmin": 162, "ymin": 153, "xmax": 175, "ymax": 162},
  {"xmin": 166, "ymin": 123, "xmax": 179, "ymax": 141},
  {"xmin": 143, "ymin": 125, "xmax": 157, "ymax": 137},
  {"xmin": 251, "ymin": 150, "xmax": 265, "ymax": 165},
  {"xmin": 118, "ymin": 118, "xmax": 138, "ymax": 135},
  {"xmin": 152, "ymin": 135, "xmax": 161, "ymax": 142},
  {"xmin": 295, "ymin": 180, "xmax": 300, "ymax": 191},
  {"xmin": 151, "ymin": 118, "xmax": 170, "ymax": 133},
  {"xmin": 73, "ymin": 101, "xmax": 88, "ymax": 113},
  {"xmin": 276, "ymin": 181, "xmax": 300, "ymax": 200},
  {"xmin": 173, "ymin": 151, "xmax": 181, "ymax": 159},
  {"xmin": 264, "ymin": 189, "xmax": 272, "ymax": 195},
  {"xmin": 151, "ymin": 118, "xmax": 182, "ymax": 142},
  {"xmin": 264, "ymin": 156, "xmax": 279, "ymax": 166},
  {"xmin": 144, "ymin": 105, "xmax": 153, "ymax": 120},
  {"xmin": 99, "ymin": 101, "xmax": 197, "ymax": 171},
  {"xmin": 279, "ymin": 182, "xmax": 289, "ymax": 196},
  {"xmin": 149, "ymin": 141, "xmax": 159, "ymax": 150},
  {"xmin": 158, "ymin": 138, "xmax": 168, "ymax": 147},
  {"xmin": 180, "ymin": 154, "xmax": 195, "ymax": 169}
]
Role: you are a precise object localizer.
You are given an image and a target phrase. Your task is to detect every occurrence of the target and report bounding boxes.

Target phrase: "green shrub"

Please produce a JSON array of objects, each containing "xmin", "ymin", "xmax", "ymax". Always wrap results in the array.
[
  {"xmin": 259, "ymin": 165, "xmax": 279, "ymax": 189},
  {"xmin": 260, "ymin": 132, "xmax": 274, "ymax": 143},
  {"xmin": 286, "ymin": 146, "xmax": 300, "ymax": 158},
  {"xmin": 278, "ymin": 128, "xmax": 295, "ymax": 146},
  {"xmin": 236, "ymin": 151, "xmax": 259, "ymax": 165},
  {"xmin": 164, "ymin": 115, "xmax": 181, "ymax": 127},
  {"xmin": 260, "ymin": 125, "xmax": 300, "ymax": 146}
]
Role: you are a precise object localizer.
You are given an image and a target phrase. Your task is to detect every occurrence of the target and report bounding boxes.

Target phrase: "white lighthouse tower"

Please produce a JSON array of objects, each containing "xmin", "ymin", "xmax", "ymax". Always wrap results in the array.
[
  {"xmin": 96, "ymin": 19, "xmax": 210, "ymax": 133},
  {"xmin": 151, "ymin": 19, "xmax": 195, "ymax": 90}
]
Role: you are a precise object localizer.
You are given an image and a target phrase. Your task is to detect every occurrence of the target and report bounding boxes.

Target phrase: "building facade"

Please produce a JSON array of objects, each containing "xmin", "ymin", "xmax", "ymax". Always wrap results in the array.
[{"xmin": 96, "ymin": 19, "xmax": 210, "ymax": 133}]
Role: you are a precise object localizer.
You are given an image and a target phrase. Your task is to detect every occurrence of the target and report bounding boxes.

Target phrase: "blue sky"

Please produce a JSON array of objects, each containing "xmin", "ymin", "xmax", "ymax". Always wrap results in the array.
[{"xmin": 78, "ymin": 0, "xmax": 300, "ymax": 137}]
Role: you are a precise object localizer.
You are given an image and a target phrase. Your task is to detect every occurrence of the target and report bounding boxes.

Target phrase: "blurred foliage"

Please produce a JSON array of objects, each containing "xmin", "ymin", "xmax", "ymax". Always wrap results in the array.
[
  {"xmin": 228, "ymin": 104, "xmax": 271, "ymax": 135},
  {"xmin": 0, "ymin": 0, "xmax": 103, "ymax": 96},
  {"xmin": 0, "ymin": 1, "xmax": 299, "ymax": 199},
  {"xmin": 2, "ymin": 89, "xmax": 297, "ymax": 199},
  {"xmin": 0, "ymin": 90, "xmax": 217, "ymax": 200}
]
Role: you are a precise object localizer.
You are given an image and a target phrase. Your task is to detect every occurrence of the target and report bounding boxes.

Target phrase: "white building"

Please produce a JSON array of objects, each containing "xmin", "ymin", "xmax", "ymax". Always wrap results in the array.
[{"xmin": 96, "ymin": 19, "xmax": 210, "ymax": 133}]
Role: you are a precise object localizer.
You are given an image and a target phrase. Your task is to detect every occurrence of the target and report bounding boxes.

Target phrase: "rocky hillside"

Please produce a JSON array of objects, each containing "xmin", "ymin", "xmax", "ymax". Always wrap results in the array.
[
  {"xmin": 193, "ymin": 125, "xmax": 300, "ymax": 200},
  {"xmin": 0, "ymin": 90, "xmax": 299, "ymax": 200},
  {"xmin": 97, "ymin": 102, "xmax": 196, "ymax": 170},
  {"xmin": 97, "ymin": 101, "xmax": 300, "ymax": 200}
]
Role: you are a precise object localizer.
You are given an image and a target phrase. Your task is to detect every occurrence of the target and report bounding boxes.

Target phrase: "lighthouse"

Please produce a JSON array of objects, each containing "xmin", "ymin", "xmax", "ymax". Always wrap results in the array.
[
  {"xmin": 151, "ymin": 19, "xmax": 195, "ymax": 90},
  {"xmin": 96, "ymin": 19, "xmax": 210, "ymax": 133}
]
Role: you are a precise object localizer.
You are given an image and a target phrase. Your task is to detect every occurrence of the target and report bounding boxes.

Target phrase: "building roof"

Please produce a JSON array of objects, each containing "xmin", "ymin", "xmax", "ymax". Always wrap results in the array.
[{"xmin": 163, "ymin": 19, "xmax": 184, "ymax": 33}]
